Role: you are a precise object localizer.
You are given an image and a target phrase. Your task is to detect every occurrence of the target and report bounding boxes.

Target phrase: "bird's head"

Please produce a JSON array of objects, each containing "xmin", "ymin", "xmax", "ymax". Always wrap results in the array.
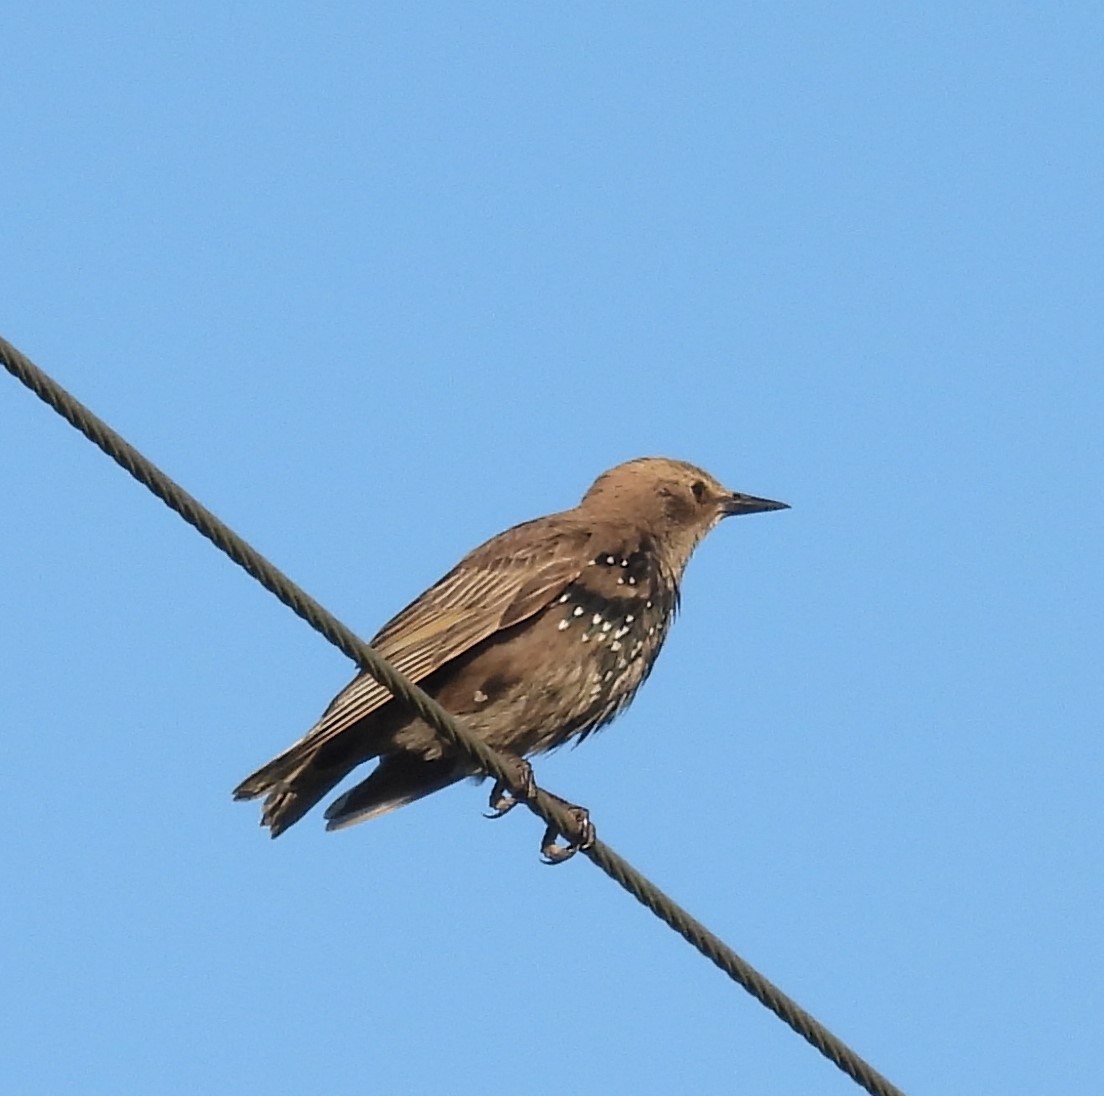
[{"xmin": 580, "ymin": 457, "xmax": 789, "ymax": 568}]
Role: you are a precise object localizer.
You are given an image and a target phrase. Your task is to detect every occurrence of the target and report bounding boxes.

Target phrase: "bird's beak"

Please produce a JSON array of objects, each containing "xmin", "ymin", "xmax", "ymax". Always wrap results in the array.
[{"xmin": 721, "ymin": 492, "xmax": 790, "ymax": 517}]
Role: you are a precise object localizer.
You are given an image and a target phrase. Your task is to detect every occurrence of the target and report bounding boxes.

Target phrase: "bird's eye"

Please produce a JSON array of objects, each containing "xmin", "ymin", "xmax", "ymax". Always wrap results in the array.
[{"xmin": 691, "ymin": 481, "xmax": 707, "ymax": 502}]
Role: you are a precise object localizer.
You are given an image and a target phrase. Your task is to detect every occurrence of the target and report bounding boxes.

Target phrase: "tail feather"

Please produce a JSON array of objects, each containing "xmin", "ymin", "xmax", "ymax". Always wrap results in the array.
[
  {"xmin": 233, "ymin": 732, "xmax": 324, "ymax": 802},
  {"xmin": 256, "ymin": 771, "xmax": 345, "ymax": 838},
  {"xmin": 324, "ymin": 754, "xmax": 470, "ymax": 831},
  {"xmin": 233, "ymin": 726, "xmax": 381, "ymax": 838}
]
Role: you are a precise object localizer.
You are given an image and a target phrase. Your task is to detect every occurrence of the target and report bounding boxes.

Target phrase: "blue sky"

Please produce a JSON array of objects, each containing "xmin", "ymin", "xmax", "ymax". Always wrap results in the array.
[{"xmin": 2, "ymin": 5, "xmax": 1101, "ymax": 1094}]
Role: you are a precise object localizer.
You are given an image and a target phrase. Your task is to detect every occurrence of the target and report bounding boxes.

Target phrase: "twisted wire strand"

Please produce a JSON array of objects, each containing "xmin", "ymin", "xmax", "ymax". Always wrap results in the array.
[{"xmin": 2, "ymin": 335, "xmax": 905, "ymax": 1096}]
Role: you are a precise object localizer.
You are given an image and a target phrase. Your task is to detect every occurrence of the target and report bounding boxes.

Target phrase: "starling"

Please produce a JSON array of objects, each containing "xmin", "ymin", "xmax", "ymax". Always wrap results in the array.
[{"xmin": 234, "ymin": 457, "xmax": 787, "ymax": 859}]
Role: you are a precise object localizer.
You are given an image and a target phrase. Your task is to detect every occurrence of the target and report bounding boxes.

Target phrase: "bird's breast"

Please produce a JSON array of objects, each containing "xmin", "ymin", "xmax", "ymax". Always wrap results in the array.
[{"xmin": 527, "ymin": 546, "xmax": 680, "ymax": 744}]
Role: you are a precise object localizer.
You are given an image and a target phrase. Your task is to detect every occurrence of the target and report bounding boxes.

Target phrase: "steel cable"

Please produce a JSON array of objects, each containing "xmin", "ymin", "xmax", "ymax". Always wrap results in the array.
[{"xmin": 3, "ymin": 334, "xmax": 905, "ymax": 1096}]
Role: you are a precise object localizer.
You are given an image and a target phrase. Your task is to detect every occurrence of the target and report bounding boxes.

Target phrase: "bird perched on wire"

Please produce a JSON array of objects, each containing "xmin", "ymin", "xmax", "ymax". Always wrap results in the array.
[{"xmin": 234, "ymin": 457, "xmax": 787, "ymax": 860}]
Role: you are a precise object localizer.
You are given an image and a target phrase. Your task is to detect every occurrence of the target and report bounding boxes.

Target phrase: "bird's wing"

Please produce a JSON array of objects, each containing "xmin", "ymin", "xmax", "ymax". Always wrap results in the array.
[{"xmin": 299, "ymin": 518, "xmax": 591, "ymax": 752}]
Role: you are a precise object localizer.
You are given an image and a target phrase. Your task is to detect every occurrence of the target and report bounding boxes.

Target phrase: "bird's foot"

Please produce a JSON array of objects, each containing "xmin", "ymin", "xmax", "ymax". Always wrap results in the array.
[
  {"xmin": 540, "ymin": 797, "xmax": 596, "ymax": 865},
  {"xmin": 483, "ymin": 757, "xmax": 537, "ymax": 819},
  {"xmin": 482, "ymin": 762, "xmax": 595, "ymax": 863}
]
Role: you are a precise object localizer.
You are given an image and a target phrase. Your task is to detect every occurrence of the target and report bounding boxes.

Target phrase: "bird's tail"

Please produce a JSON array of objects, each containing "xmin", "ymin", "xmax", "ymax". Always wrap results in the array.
[
  {"xmin": 233, "ymin": 732, "xmax": 371, "ymax": 838},
  {"xmin": 323, "ymin": 753, "xmax": 471, "ymax": 831}
]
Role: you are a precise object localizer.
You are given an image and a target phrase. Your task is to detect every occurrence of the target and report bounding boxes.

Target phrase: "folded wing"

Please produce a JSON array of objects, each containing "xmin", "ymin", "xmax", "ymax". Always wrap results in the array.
[{"xmin": 233, "ymin": 516, "xmax": 590, "ymax": 797}]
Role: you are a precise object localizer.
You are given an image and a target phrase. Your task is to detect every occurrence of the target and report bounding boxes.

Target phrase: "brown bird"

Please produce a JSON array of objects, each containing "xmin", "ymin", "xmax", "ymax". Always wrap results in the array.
[{"xmin": 234, "ymin": 457, "xmax": 787, "ymax": 859}]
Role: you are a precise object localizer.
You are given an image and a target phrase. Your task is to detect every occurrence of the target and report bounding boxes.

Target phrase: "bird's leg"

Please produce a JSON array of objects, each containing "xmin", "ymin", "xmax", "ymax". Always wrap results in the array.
[
  {"xmin": 483, "ymin": 760, "xmax": 595, "ymax": 863},
  {"xmin": 539, "ymin": 793, "xmax": 596, "ymax": 865},
  {"xmin": 483, "ymin": 756, "xmax": 537, "ymax": 819}
]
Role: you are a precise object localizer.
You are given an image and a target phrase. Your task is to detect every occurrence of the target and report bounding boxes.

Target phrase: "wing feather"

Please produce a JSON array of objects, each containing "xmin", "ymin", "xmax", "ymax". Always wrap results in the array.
[{"xmin": 286, "ymin": 518, "xmax": 591, "ymax": 755}]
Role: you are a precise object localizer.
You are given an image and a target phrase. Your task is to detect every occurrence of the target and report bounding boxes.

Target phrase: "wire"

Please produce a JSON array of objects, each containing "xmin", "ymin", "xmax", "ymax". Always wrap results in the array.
[{"xmin": 2, "ymin": 334, "xmax": 906, "ymax": 1096}]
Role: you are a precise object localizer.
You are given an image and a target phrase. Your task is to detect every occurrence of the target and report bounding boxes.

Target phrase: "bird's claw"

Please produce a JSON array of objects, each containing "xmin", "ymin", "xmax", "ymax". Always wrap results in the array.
[
  {"xmin": 482, "ymin": 783, "xmax": 518, "ymax": 819},
  {"xmin": 540, "ymin": 806, "xmax": 596, "ymax": 865},
  {"xmin": 482, "ymin": 759, "xmax": 537, "ymax": 820},
  {"xmin": 481, "ymin": 762, "xmax": 595, "ymax": 863}
]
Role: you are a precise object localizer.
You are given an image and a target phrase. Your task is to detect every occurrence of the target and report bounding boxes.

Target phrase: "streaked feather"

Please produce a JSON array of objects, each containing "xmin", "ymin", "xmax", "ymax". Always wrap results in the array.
[{"xmin": 233, "ymin": 518, "xmax": 591, "ymax": 794}]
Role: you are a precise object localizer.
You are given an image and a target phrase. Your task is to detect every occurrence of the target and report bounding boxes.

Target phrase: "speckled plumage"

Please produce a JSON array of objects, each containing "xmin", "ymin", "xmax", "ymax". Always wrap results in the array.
[{"xmin": 234, "ymin": 457, "xmax": 787, "ymax": 839}]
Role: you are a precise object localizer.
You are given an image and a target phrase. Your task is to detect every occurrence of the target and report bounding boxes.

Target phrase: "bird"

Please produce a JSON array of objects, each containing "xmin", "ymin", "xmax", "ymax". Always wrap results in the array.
[{"xmin": 233, "ymin": 457, "xmax": 788, "ymax": 860}]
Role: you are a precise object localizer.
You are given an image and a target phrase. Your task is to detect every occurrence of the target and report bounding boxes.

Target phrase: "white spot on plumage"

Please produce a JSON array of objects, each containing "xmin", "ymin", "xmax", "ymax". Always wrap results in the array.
[
  {"xmin": 601, "ymin": 621, "xmax": 612, "ymax": 632},
  {"xmin": 558, "ymin": 593, "xmax": 570, "ymax": 603},
  {"xmin": 606, "ymin": 555, "xmax": 616, "ymax": 564},
  {"xmin": 610, "ymin": 640, "xmax": 622, "ymax": 651},
  {"xmin": 591, "ymin": 613, "xmax": 602, "ymax": 625},
  {"xmin": 573, "ymin": 606, "xmax": 584, "ymax": 617},
  {"xmin": 558, "ymin": 619, "xmax": 570, "ymax": 631},
  {"xmin": 473, "ymin": 689, "xmax": 488, "ymax": 704}
]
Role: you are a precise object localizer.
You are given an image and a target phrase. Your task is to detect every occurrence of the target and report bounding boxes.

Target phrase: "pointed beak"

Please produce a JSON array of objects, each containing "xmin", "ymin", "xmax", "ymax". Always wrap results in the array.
[{"xmin": 721, "ymin": 491, "xmax": 790, "ymax": 517}]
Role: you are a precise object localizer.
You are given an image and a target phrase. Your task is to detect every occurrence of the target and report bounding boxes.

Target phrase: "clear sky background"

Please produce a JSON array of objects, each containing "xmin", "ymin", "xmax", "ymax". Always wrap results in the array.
[{"xmin": 2, "ymin": 6, "xmax": 1100, "ymax": 1095}]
